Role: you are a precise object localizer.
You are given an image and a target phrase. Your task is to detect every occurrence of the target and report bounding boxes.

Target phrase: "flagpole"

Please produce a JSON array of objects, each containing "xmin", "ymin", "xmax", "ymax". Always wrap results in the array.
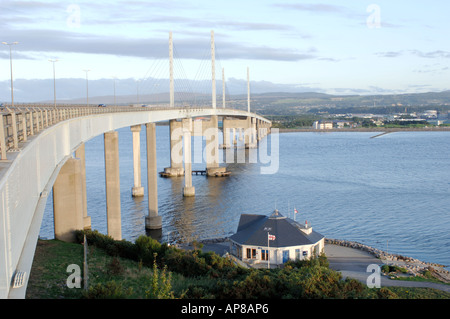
[
  {"xmin": 267, "ymin": 232, "xmax": 270, "ymax": 269},
  {"xmin": 288, "ymin": 201, "xmax": 290, "ymax": 219}
]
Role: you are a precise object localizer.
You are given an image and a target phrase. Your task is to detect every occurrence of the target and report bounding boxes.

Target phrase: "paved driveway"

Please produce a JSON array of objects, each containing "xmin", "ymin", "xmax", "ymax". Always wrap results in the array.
[{"xmin": 325, "ymin": 244, "xmax": 450, "ymax": 293}]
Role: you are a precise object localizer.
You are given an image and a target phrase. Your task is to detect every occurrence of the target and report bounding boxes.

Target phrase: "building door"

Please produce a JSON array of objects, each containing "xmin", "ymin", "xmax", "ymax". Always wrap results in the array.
[{"xmin": 282, "ymin": 250, "xmax": 289, "ymax": 263}]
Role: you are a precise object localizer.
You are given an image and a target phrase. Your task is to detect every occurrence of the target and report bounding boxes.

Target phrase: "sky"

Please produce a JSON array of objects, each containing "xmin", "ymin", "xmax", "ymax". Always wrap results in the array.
[{"xmin": 1, "ymin": 0, "xmax": 450, "ymax": 101}]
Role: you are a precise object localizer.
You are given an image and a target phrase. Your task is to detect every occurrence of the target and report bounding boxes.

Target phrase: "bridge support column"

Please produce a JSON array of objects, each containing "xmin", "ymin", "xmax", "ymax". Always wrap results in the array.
[
  {"xmin": 131, "ymin": 125, "xmax": 144, "ymax": 197},
  {"xmin": 53, "ymin": 157, "xmax": 84, "ymax": 243},
  {"xmin": 257, "ymin": 119, "xmax": 261, "ymax": 141},
  {"xmin": 251, "ymin": 118, "xmax": 257, "ymax": 146},
  {"xmin": 163, "ymin": 120, "xmax": 184, "ymax": 177},
  {"xmin": 74, "ymin": 143, "xmax": 91, "ymax": 230},
  {"xmin": 244, "ymin": 117, "xmax": 257, "ymax": 149},
  {"xmin": 104, "ymin": 131, "xmax": 122, "ymax": 240},
  {"xmin": 221, "ymin": 125, "xmax": 230, "ymax": 149},
  {"xmin": 205, "ymin": 115, "xmax": 227, "ymax": 176},
  {"xmin": 145, "ymin": 122, "xmax": 162, "ymax": 229},
  {"xmin": 182, "ymin": 118, "xmax": 195, "ymax": 196}
]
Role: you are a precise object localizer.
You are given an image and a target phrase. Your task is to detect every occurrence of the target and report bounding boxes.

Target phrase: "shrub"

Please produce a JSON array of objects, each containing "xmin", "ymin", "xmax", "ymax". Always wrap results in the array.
[
  {"xmin": 377, "ymin": 288, "xmax": 398, "ymax": 299},
  {"xmin": 338, "ymin": 278, "xmax": 366, "ymax": 299},
  {"xmin": 381, "ymin": 264, "xmax": 408, "ymax": 274},
  {"xmin": 107, "ymin": 257, "xmax": 124, "ymax": 276},
  {"xmin": 145, "ymin": 253, "xmax": 174, "ymax": 299},
  {"xmin": 83, "ymin": 281, "xmax": 133, "ymax": 299}
]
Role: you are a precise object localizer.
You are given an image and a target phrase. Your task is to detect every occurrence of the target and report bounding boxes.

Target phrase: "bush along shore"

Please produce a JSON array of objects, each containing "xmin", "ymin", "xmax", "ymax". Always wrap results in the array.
[
  {"xmin": 66, "ymin": 230, "xmax": 438, "ymax": 299},
  {"xmin": 325, "ymin": 238, "xmax": 450, "ymax": 282},
  {"xmin": 27, "ymin": 231, "xmax": 450, "ymax": 299}
]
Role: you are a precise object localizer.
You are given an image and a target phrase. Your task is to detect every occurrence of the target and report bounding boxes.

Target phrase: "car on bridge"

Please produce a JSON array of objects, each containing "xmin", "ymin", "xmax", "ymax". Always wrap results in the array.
[{"xmin": 98, "ymin": 104, "xmax": 107, "ymax": 107}]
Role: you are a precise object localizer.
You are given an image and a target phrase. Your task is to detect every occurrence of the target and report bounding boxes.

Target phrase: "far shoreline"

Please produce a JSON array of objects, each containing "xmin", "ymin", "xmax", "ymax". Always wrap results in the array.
[{"xmin": 277, "ymin": 127, "xmax": 450, "ymax": 133}]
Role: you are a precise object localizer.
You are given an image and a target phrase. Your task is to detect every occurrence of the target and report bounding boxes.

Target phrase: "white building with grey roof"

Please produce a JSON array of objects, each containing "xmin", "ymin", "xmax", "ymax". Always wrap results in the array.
[{"xmin": 229, "ymin": 210, "xmax": 325, "ymax": 268}]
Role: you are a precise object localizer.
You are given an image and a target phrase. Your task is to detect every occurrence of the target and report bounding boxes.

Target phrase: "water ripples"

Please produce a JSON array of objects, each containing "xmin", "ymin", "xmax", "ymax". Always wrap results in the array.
[{"xmin": 40, "ymin": 129, "xmax": 450, "ymax": 266}]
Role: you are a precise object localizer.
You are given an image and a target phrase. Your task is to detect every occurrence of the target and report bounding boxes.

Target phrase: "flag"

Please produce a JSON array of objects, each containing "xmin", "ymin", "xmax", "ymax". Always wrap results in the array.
[
  {"xmin": 268, "ymin": 234, "xmax": 276, "ymax": 241},
  {"xmin": 294, "ymin": 208, "xmax": 298, "ymax": 214}
]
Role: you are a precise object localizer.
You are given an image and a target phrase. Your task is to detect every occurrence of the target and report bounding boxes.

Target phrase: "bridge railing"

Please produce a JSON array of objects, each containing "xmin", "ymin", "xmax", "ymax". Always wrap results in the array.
[
  {"xmin": 0, "ymin": 105, "xmax": 153, "ymax": 160},
  {"xmin": 0, "ymin": 104, "xmax": 269, "ymax": 161}
]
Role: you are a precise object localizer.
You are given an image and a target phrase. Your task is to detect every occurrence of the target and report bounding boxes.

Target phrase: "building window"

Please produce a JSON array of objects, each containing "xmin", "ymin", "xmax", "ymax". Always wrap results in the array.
[
  {"xmin": 246, "ymin": 248, "xmax": 256, "ymax": 259},
  {"xmin": 295, "ymin": 249, "xmax": 301, "ymax": 260},
  {"xmin": 261, "ymin": 249, "xmax": 269, "ymax": 261}
]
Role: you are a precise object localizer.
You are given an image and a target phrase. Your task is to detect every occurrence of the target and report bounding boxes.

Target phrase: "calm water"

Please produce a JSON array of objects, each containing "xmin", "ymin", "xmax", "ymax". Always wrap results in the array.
[{"xmin": 40, "ymin": 127, "xmax": 450, "ymax": 267}]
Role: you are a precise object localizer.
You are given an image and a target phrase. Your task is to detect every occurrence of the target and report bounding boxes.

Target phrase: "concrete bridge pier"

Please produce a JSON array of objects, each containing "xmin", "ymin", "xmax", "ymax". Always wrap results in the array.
[
  {"xmin": 53, "ymin": 143, "xmax": 91, "ymax": 242},
  {"xmin": 221, "ymin": 126, "xmax": 231, "ymax": 149},
  {"xmin": 145, "ymin": 122, "xmax": 162, "ymax": 229},
  {"xmin": 131, "ymin": 125, "xmax": 144, "ymax": 197},
  {"xmin": 182, "ymin": 118, "xmax": 195, "ymax": 196},
  {"xmin": 104, "ymin": 131, "xmax": 122, "ymax": 240},
  {"xmin": 221, "ymin": 117, "xmax": 258, "ymax": 149},
  {"xmin": 205, "ymin": 115, "xmax": 227, "ymax": 176},
  {"xmin": 52, "ymin": 157, "xmax": 85, "ymax": 243},
  {"xmin": 257, "ymin": 119, "xmax": 262, "ymax": 141},
  {"xmin": 163, "ymin": 119, "xmax": 184, "ymax": 177},
  {"xmin": 244, "ymin": 117, "xmax": 257, "ymax": 149},
  {"xmin": 252, "ymin": 118, "xmax": 257, "ymax": 145},
  {"xmin": 74, "ymin": 143, "xmax": 91, "ymax": 230}
]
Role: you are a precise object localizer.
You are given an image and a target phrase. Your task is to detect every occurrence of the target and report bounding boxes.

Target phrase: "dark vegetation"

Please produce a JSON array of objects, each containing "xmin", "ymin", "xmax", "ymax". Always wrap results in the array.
[
  {"xmin": 33, "ymin": 230, "xmax": 441, "ymax": 299},
  {"xmin": 27, "ymin": 230, "xmax": 450, "ymax": 299}
]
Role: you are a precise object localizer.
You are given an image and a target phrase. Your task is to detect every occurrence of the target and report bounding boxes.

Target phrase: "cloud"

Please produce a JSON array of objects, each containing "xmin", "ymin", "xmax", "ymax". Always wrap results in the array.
[
  {"xmin": 0, "ymin": 1, "xmax": 318, "ymax": 63},
  {"xmin": 413, "ymin": 65, "xmax": 449, "ymax": 74},
  {"xmin": 375, "ymin": 50, "xmax": 450, "ymax": 59},
  {"xmin": 0, "ymin": 27, "xmax": 318, "ymax": 62},
  {"xmin": 274, "ymin": 3, "xmax": 348, "ymax": 14},
  {"xmin": 409, "ymin": 50, "xmax": 450, "ymax": 59},
  {"xmin": 375, "ymin": 51, "xmax": 404, "ymax": 58}
]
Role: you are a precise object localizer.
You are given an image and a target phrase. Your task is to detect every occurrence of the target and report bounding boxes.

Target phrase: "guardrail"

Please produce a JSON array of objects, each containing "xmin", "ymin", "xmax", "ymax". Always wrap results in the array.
[
  {"xmin": 0, "ymin": 104, "xmax": 270, "ymax": 161},
  {"xmin": 0, "ymin": 106, "xmax": 122, "ymax": 160},
  {"xmin": 0, "ymin": 105, "xmax": 175, "ymax": 161}
]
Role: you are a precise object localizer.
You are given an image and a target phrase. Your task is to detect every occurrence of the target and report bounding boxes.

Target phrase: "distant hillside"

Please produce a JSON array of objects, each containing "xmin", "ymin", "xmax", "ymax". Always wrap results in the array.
[
  {"xmin": 249, "ymin": 91, "xmax": 450, "ymax": 115},
  {"xmin": 5, "ymin": 76, "xmax": 449, "ymax": 116}
]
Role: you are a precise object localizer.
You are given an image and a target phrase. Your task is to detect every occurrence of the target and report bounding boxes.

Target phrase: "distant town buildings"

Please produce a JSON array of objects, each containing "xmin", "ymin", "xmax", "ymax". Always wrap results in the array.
[
  {"xmin": 311, "ymin": 109, "xmax": 449, "ymax": 129},
  {"xmin": 312, "ymin": 120, "xmax": 333, "ymax": 129}
]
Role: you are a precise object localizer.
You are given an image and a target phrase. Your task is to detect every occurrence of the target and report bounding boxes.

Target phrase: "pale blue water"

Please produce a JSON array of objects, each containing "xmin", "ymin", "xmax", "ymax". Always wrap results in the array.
[{"xmin": 40, "ymin": 128, "xmax": 450, "ymax": 267}]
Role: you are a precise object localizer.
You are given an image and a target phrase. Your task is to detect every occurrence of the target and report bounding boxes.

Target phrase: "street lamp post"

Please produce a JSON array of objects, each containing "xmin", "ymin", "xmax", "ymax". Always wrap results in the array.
[
  {"xmin": 136, "ymin": 79, "xmax": 140, "ymax": 105},
  {"xmin": 2, "ymin": 41, "xmax": 19, "ymax": 107},
  {"xmin": 112, "ymin": 76, "xmax": 117, "ymax": 106},
  {"xmin": 83, "ymin": 69, "xmax": 90, "ymax": 107},
  {"xmin": 49, "ymin": 59, "xmax": 58, "ymax": 108}
]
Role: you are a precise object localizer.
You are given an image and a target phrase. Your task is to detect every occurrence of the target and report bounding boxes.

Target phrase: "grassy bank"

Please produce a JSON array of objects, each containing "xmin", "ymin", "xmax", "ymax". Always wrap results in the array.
[{"xmin": 26, "ymin": 231, "xmax": 450, "ymax": 299}]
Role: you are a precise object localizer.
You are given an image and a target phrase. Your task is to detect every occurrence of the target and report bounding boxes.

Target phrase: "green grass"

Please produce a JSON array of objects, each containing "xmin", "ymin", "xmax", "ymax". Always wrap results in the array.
[
  {"xmin": 26, "ymin": 239, "xmax": 157, "ymax": 299},
  {"xmin": 385, "ymin": 287, "xmax": 450, "ymax": 299}
]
